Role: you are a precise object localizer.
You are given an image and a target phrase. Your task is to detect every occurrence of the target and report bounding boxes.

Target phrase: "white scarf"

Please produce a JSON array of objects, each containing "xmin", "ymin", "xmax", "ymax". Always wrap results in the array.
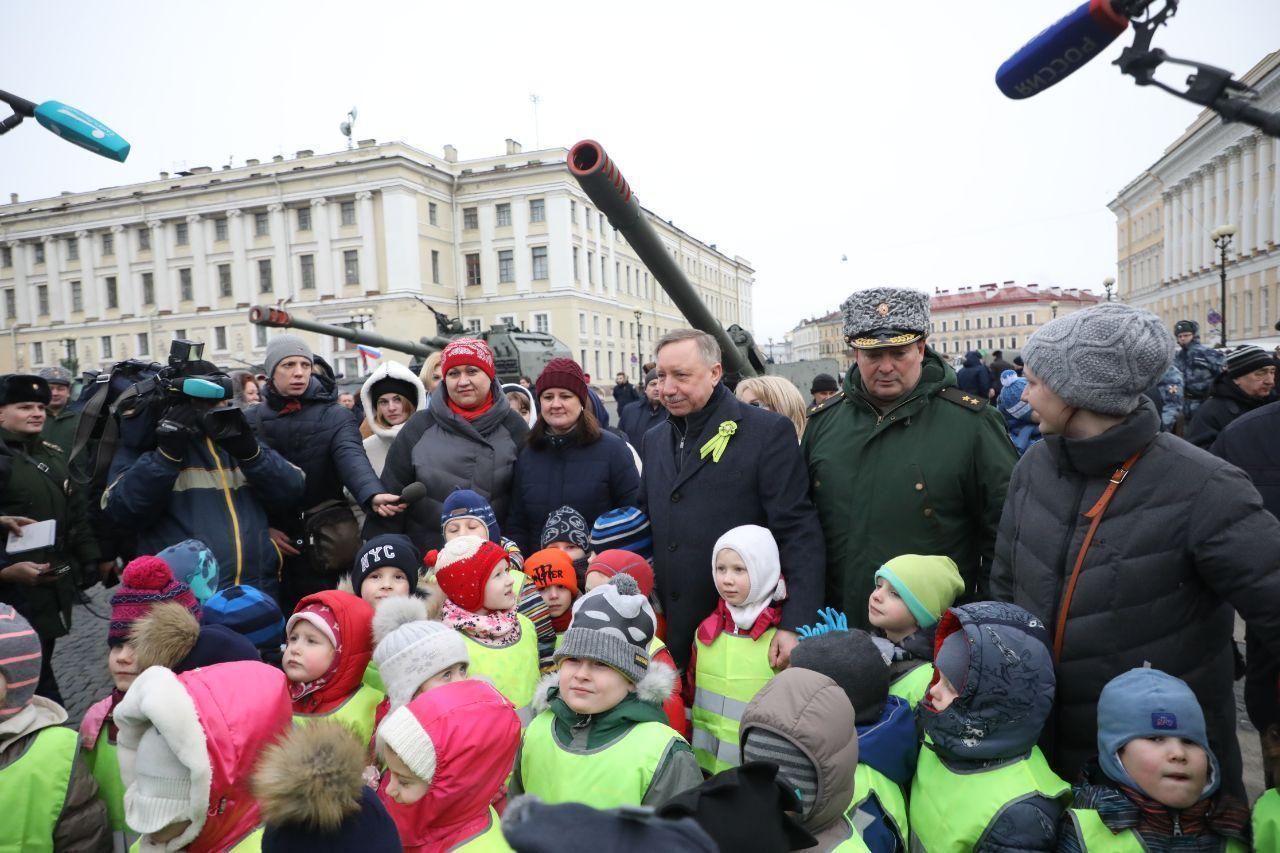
[{"xmin": 712, "ymin": 524, "xmax": 787, "ymax": 632}]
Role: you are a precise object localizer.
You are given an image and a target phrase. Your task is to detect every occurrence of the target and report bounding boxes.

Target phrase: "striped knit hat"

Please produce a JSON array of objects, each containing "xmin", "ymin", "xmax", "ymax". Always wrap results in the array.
[
  {"xmin": 588, "ymin": 507, "xmax": 653, "ymax": 560},
  {"xmin": 201, "ymin": 585, "xmax": 286, "ymax": 651},
  {"xmin": 0, "ymin": 604, "xmax": 41, "ymax": 716},
  {"xmin": 109, "ymin": 556, "xmax": 202, "ymax": 646}
]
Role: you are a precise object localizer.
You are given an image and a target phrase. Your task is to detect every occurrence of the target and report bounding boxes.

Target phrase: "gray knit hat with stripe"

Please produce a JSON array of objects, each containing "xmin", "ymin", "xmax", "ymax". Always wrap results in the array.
[
  {"xmin": 554, "ymin": 574, "xmax": 655, "ymax": 684},
  {"xmin": 0, "ymin": 603, "xmax": 41, "ymax": 716}
]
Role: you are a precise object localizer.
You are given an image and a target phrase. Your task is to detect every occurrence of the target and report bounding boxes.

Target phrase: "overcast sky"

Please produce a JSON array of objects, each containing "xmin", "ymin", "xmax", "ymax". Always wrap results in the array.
[{"xmin": 2, "ymin": 1, "xmax": 1277, "ymax": 341}]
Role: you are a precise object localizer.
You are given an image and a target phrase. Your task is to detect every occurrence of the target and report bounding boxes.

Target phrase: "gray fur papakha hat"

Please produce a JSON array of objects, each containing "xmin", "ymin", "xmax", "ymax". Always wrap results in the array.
[
  {"xmin": 841, "ymin": 287, "xmax": 931, "ymax": 349},
  {"xmin": 1022, "ymin": 303, "xmax": 1173, "ymax": 416}
]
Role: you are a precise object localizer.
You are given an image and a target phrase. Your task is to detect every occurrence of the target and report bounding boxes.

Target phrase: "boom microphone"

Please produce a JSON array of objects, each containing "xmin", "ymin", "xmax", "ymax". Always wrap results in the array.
[
  {"xmin": 996, "ymin": 0, "xmax": 1131, "ymax": 99},
  {"xmin": 397, "ymin": 482, "xmax": 428, "ymax": 505}
]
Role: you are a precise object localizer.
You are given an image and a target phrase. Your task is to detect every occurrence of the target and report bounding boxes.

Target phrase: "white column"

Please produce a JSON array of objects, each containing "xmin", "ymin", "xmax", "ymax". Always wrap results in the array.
[
  {"xmin": 1226, "ymin": 145, "xmax": 1241, "ymax": 235},
  {"xmin": 382, "ymin": 187, "xmax": 423, "ymax": 294},
  {"xmin": 1180, "ymin": 182, "xmax": 1193, "ymax": 276},
  {"xmin": 1257, "ymin": 134, "xmax": 1273, "ymax": 248},
  {"xmin": 226, "ymin": 209, "xmax": 250, "ymax": 306},
  {"xmin": 268, "ymin": 203, "xmax": 290, "ymax": 299},
  {"xmin": 512, "ymin": 194, "xmax": 531, "ymax": 293},
  {"xmin": 1161, "ymin": 193, "xmax": 1172, "ymax": 284},
  {"xmin": 355, "ymin": 191, "xmax": 377, "ymax": 292},
  {"xmin": 1204, "ymin": 162, "xmax": 1218, "ymax": 263},
  {"xmin": 42, "ymin": 235, "xmax": 66, "ymax": 322},
  {"xmin": 1241, "ymin": 136, "xmax": 1257, "ymax": 254},
  {"xmin": 479, "ymin": 201, "xmax": 497, "ymax": 296},
  {"xmin": 110, "ymin": 226, "xmax": 134, "ymax": 316},
  {"xmin": 310, "ymin": 198, "xmax": 334, "ymax": 298},
  {"xmin": 1191, "ymin": 173, "xmax": 1205, "ymax": 270},
  {"xmin": 1272, "ymin": 137, "xmax": 1280, "ymax": 246},
  {"xmin": 147, "ymin": 220, "xmax": 172, "ymax": 313},
  {"xmin": 548, "ymin": 194, "xmax": 573, "ymax": 291},
  {"xmin": 76, "ymin": 230, "xmax": 98, "ymax": 319},
  {"xmin": 186, "ymin": 215, "xmax": 211, "ymax": 310},
  {"xmin": 6, "ymin": 240, "xmax": 29, "ymax": 325}
]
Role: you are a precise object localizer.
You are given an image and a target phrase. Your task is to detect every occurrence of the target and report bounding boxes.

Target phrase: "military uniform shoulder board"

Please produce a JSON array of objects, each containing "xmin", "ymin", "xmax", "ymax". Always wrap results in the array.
[
  {"xmin": 41, "ymin": 439, "xmax": 64, "ymax": 453},
  {"xmin": 937, "ymin": 386, "xmax": 988, "ymax": 411},
  {"xmin": 807, "ymin": 389, "xmax": 845, "ymax": 418}
]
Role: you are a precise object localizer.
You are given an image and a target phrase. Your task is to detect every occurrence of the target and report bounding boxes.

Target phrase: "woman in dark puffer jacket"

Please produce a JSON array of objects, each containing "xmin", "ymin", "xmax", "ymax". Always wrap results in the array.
[{"xmin": 989, "ymin": 304, "xmax": 1280, "ymax": 799}]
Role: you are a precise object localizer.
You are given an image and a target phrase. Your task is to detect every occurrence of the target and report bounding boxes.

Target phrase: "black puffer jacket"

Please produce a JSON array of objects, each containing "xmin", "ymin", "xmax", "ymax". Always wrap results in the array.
[
  {"xmin": 365, "ymin": 382, "xmax": 528, "ymax": 551},
  {"xmin": 246, "ymin": 372, "xmax": 383, "ymax": 511},
  {"xmin": 990, "ymin": 399, "xmax": 1280, "ymax": 797},
  {"xmin": 1183, "ymin": 373, "xmax": 1273, "ymax": 448}
]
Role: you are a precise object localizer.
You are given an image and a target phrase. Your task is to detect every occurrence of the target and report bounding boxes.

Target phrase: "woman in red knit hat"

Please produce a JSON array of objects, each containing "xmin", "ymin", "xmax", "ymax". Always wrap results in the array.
[
  {"xmin": 366, "ymin": 338, "xmax": 529, "ymax": 552},
  {"xmin": 505, "ymin": 357, "xmax": 640, "ymax": 555}
]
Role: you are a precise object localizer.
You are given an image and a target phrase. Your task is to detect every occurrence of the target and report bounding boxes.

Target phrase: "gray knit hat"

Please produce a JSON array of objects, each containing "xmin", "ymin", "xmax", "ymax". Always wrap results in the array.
[
  {"xmin": 790, "ymin": 628, "xmax": 889, "ymax": 724},
  {"xmin": 0, "ymin": 604, "xmax": 41, "ymax": 716},
  {"xmin": 1022, "ymin": 303, "xmax": 1174, "ymax": 416},
  {"xmin": 37, "ymin": 365, "xmax": 72, "ymax": 386},
  {"xmin": 372, "ymin": 597, "xmax": 469, "ymax": 710},
  {"xmin": 841, "ymin": 287, "xmax": 930, "ymax": 349},
  {"xmin": 554, "ymin": 574, "xmax": 655, "ymax": 684},
  {"xmin": 264, "ymin": 334, "xmax": 313, "ymax": 378}
]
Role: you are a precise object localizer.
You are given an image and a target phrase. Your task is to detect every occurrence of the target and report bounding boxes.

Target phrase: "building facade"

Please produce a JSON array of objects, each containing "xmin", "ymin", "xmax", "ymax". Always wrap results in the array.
[
  {"xmin": 0, "ymin": 138, "xmax": 753, "ymax": 384},
  {"xmin": 1109, "ymin": 51, "xmax": 1280, "ymax": 347},
  {"xmin": 929, "ymin": 282, "xmax": 1101, "ymax": 359}
]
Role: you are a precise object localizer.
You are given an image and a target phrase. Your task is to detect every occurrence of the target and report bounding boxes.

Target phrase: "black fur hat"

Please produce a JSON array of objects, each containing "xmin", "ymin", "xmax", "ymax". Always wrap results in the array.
[{"xmin": 0, "ymin": 374, "xmax": 51, "ymax": 406}]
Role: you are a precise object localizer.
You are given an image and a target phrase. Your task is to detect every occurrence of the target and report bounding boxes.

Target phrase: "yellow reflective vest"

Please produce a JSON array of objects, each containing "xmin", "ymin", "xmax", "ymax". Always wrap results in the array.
[
  {"xmin": 464, "ymin": 614, "xmax": 540, "ymax": 725},
  {"xmin": 454, "ymin": 807, "xmax": 514, "ymax": 851},
  {"xmin": 1067, "ymin": 806, "xmax": 1248, "ymax": 852},
  {"xmin": 1255, "ymin": 788, "xmax": 1280, "ymax": 853},
  {"xmin": 888, "ymin": 663, "xmax": 933, "ymax": 709},
  {"xmin": 0, "ymin": 725, "xmax": 78, "ymax": 853},
  {"xmin": 292, "ymin": 682, "xmax": 384, "ymax": 747},
  {"xmin": 690, "ymin": 628, "xmax": 775, "ymax": 774}
]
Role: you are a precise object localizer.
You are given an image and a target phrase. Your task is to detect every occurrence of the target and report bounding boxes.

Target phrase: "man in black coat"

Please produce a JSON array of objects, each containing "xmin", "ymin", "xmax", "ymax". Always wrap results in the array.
[
  {"xmin": 639, "ymin": 330, "xmax": 825, "ymax": 670},
  {"xmin": 618, "ymin": 369, "xmax": 666, "ymax": 449},
  {"xmin": 612, "ymin": 372, "xmax": 642, "ymax": 412}
]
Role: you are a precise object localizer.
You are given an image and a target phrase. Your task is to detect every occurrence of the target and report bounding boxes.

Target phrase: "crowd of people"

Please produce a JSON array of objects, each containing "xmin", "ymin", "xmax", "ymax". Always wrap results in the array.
[{"xmin": 2, "ymin": 287, "xmax": 1280, "ymax": 852}]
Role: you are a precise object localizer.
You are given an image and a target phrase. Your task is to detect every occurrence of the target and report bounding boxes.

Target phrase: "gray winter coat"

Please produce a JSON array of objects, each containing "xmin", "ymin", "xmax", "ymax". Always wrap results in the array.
[
  {"xmin": 365, "ymin": 382, "xmax": 528, "ymax": 551},
  {"xmin": 990, "ymin": 399, "xmax": 1280, "ymax": 797}
]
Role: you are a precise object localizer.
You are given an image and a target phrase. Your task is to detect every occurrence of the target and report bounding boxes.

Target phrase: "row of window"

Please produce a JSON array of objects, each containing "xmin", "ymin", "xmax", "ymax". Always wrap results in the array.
[
  {"xmin": 933, "ymin": 312, "xmax": 1037, "ymax": 333},
  {"xmin": 576, "ymin": 312, "xmax": 656, "ymax": 342},
  {"xmin": 935, "ymin": 337, "xmax": 1020, "ymax": 356},
  {"xmin": 461, "ymin": 199, "xmax": 548, "ymax": 231},
  {"xmin": 2, "ymin": 251, "xmax": 364, "ymax": 322}
]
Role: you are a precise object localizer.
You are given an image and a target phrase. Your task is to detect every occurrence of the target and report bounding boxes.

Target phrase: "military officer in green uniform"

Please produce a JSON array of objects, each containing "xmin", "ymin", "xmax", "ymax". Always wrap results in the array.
[
  {"xmin": 37, "ymin": 366, "xmax": 78, "ymax": 459},
  {"xmin": 0, "ymin": 374, "xmax": 99, "ymax": 704},
  {"xmin": 801, "ymin": 288, "xmax": 1017, "ymax": 626}
]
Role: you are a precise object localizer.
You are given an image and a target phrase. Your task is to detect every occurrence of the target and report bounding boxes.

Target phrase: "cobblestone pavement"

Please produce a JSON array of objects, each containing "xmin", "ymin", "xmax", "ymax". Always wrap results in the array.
[{"xmin": 49, "ymin": 583, "xmax": 1266, "ymax": 799}]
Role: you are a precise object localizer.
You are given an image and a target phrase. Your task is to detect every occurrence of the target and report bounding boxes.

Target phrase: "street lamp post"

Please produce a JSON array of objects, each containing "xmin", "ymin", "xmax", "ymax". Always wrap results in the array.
[
  {"xmin": 633, "ymin": 309, "xmax": 643, "ymax": 383},
  {"xmin": 1211, "ymin": 224, "xmax": 1237, "ymax": 347},
  {"xmin": 1050, "ymin": 300, "xmax": 1059, "ymax": 319},
  {"xmin": 1103, "ymin": 277, "xmax": 1116, "ymax": 302}
]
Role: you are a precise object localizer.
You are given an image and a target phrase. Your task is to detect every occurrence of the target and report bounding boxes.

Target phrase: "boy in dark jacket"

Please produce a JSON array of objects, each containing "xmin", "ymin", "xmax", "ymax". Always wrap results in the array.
[
  {"xmin": 911, "ymin": 601, "xmax": 1069, "ymax": 852},
  {"xmin": 1059, "ymin": 668, "xmax": 1249, "ymax": 852}
]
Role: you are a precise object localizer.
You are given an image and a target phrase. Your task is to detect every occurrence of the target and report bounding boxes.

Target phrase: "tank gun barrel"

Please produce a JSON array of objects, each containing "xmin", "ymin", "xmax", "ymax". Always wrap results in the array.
[
  {"xmin": 248, "ymin": 305, "xmax": 436, "ymax": 358},
  {"xmin": 567, "ymin": 140, "xmax": 757, "ymax": 380}
]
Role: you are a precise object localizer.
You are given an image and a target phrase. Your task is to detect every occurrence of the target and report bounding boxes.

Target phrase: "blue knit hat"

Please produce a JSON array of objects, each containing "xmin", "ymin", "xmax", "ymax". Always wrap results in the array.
[
  {"xmin": 201, "ymin": 585, "xmax": 286, "ymax": 651},
  {"xmin": 440, "ymin": 488, "xmax": 500, "ymax": 543},
  {"xmin": 1097, "ymin": 668, "xmax": 1220, "ymax": 799},
  {"xmin": 997, "ymin": 371, "xmax": 1034, "ymax": 424},
  {"xmin": 156, "ymin": 539, "xmax": 221, "ymax": 605},
  {"xmin": 589, "ymin": 507, "xmax": 653, "ymax": 560}
]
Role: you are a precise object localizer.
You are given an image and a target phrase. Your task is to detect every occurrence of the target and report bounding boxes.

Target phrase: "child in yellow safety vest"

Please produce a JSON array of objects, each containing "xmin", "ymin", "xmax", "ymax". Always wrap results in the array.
[
  {"xmin": 0, "ymin": 603, "xmax": 110, "ymax": 851},
  {"xmin": 866, "ymin": 554, "xmax": 964, "ymax": 709},
  {"xmin": 286, "ymin": 590, "xmax": 384, "ymax": 747},
  {"xmin": 79, "ymin": 555, "xmax": 203, "ymax": 852},
  {"xmin": 429, "ymin": 535, "xmax": 541, "ymax": 724},
  {"xmin": 375, "ymin": 679, "xmax": 521, "ymax": 852},
  {"xmin": 911, "ymin": 601, "xmax": 1070, "ymax": 852},
  {"xmin": 512, "ymin": 574, "xmax": 703, "ymax": 808},
  {"xmin": 685, "ymin": 524, "xmax": 787, "ymax": 774},
  {"xmin": 792, "ymin": 612, "xmax": 916, "ymax": 853},
  {"xmin": 1060, "ymin": 668, "xmax": 1250, "ymax": 852}
]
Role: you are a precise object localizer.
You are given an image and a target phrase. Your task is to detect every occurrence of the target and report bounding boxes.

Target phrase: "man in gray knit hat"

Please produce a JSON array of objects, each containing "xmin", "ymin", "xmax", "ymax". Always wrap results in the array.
[
  {"xmin": 990, "ymin": 302, "xmax": 1280, "ymax": 797},
  {"xmin": 802, "ymin": 287, "xmax": 1017, "ymax": 625}
]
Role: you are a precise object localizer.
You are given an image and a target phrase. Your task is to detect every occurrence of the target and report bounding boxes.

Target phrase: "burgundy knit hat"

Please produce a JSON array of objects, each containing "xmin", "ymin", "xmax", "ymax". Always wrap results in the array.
[
  {"xmin": 535, "ymin": 357, "xmax": 590, "ymax": 408},
  {"xmin": 109, "ymin": 556, "xmax": 202, "ymax": 646},
  {"xmin": 440, "ymin": 338, "xmax": 496, "ymax": 382},
  {"xmin": 586, "ymin": 550, "xmax": 655, "ymax": 598},
  {"xmin": 430, "ymin": 536, "xmax": 509, "ymax": 612}
]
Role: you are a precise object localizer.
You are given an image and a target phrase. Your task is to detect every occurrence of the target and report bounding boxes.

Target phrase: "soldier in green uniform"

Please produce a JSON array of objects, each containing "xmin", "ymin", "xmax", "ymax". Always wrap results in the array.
[
  {"xmin": 0, "ymin": 375, "xmax": 99, "ymax": 704},
  {"xmin": 37, "ymin": 366, "xmax": 78, "ymax": 459},
  {"xmin": 801, "ymin": 288, "xmax": 1017, "ymax": 626}
]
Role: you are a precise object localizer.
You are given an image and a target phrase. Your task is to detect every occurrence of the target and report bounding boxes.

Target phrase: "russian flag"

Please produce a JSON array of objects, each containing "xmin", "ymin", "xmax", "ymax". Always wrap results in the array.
[{"xmin": 356, "ymin": 344, "xmax": 382, "ymax": 359}]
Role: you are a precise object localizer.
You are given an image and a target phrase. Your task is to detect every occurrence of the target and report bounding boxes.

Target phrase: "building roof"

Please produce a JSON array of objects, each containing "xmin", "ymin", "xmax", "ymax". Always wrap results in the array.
[{"xmin": 930, "ymin": 284, "xmax": 1101, "ymax": 311}]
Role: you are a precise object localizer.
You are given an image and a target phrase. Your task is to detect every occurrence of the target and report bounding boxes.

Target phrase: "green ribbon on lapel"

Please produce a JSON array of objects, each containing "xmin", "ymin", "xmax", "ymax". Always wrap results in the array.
[{"xmin": 699, "ymin": 420, "xmax": 738, "ymax": 463}]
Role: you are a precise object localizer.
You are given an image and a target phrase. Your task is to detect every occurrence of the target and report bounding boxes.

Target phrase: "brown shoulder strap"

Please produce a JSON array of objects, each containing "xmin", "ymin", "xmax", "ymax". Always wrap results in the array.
[{"xmin": 1052, "ymin": 450, "xmax": 1143, "ymax": 661}]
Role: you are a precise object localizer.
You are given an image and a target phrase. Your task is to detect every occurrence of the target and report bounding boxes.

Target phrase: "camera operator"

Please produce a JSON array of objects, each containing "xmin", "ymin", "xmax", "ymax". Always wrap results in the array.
[
  {"xmin": 244, "ymin": 335, "xmax": 403, "ymax": 612},
  {"xmin": 103, "ymin": 346, "xmax": 305, "ymax": 600},
  {"xmin": 0, "ymin": 375, "xmax": 100, "ymax": 704}
]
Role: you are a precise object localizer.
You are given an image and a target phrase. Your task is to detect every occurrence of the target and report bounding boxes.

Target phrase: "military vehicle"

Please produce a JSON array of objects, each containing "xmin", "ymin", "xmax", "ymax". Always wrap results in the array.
[
  {"xmin": 566, "ymin": 139, "xmax": 841, "ymax": 391},
  {"xmin": 247, "ymin": 303, "xmax": 572, "ymax": 384}
]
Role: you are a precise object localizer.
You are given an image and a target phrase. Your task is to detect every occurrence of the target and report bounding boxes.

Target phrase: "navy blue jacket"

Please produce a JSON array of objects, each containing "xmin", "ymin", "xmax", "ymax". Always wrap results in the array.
[
  {"xmin": 854, "ymin": 695, "xmax": 917, "ymax": 853},
  {"xmin": 618, "ymin": 399, "xmax": 667, "ymax": 450},
  {"xmin": 955, "ymin": 351, "xmax": 992, "ymax": 399},
  {"xmin": 505, "ymin": 427, "xmax": 640, "ymax": 554},
  {"xmin": 640, "ymin": 382, "xmax": 825, "ymax": 669},
  {"xmin": 245, "ymin": 373, "xmax": 384, "ymax": 514}
]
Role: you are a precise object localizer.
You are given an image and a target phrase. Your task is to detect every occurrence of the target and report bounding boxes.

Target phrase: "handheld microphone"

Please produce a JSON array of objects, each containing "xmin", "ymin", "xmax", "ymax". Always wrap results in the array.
[
  {"xmin": 397, "ymin": 482, "xmax": 428, "ymax": 505},
  {"xmin": 996, "ymin": 0, "xmax": 1131, "ymax": 99}
]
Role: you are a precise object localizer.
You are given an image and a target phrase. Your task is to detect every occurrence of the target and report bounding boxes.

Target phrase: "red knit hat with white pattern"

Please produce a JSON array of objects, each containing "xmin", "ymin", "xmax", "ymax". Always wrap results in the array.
[
  {"xmin": 429, "ymin": 535, "xmax": 508, "ymax": 612},
  {"xmin": 440, "ymin": 338, "xmax": 495, "ymax": 382}
]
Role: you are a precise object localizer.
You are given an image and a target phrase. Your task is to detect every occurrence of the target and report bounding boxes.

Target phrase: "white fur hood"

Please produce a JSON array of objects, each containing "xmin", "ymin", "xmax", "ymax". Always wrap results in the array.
[{"xmin": 360, "ymin": 360, "xmax": 427, "ymax": 441}]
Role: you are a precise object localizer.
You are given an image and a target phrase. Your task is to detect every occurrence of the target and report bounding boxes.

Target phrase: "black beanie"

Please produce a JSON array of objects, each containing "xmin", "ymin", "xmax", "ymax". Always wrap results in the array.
[
  {"xmin": 658, "ymin": 763, "xmax": 816, "ymax": 852},
  {"xmin": 350, "ymin": 534, "xmax": 421, "ymax": 597},
  {"xmin": 368, "ymin": 376, "xmax": 419, "ymax": 407},
  {"xmin": 790, "ymin": 627, "xmax": 889, "ymax": 724}
]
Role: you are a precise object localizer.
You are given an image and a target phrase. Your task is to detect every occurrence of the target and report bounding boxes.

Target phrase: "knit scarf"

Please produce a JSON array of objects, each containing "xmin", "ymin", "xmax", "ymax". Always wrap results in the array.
[
  {"xmin": 447, "ymin": 394, "xmax": 494, "ymax": 421},
  {"xmin": 1117, "ymin": 783, "xmax": 1250, "ymax": 842},
  {"xmin": 106, "ymin": 688, "xmax": 125, "ymax": 742},
  {"xmin": 277, "ymin": 398, "xmax": 303, "ymax": 416},
  {"xmin": 696, "ymin": 598, "xmax": 782, "ymax": 645},
  {"xmin": 551, "ymin": 609, "xmax": 574, "ymax": 634},
  {"xmin": 442, "ymin": 600, "xmax": 520, "ymax": 647}
]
